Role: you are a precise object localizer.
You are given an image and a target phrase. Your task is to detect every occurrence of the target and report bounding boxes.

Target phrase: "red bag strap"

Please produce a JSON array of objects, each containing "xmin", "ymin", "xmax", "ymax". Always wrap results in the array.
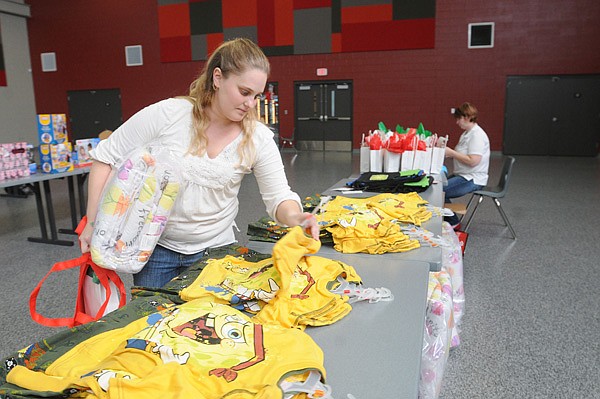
[
  {"xmin": 30, "ymin": 253, "xmax": 93, "ymax": 328},
  {"xmin": 75, "ymin": 215, "xmax": 88, "ymax": 236},
  {"xmin": 30, "ymin": 216, "xmax": 128, "ymax": 328}
]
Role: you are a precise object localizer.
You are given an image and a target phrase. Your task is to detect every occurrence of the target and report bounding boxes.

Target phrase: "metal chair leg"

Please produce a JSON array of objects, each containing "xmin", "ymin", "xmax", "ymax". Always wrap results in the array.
[
  {"xmin": 465, "ymin": 193, "xmax": 477, "ymax": 210},
  {"xmin": 493, "ymin": 198, "xmax": 517, "ymax": 239},
  {"xmin": 463, "ymin": 195, "xmax": 484, "ymax": 232}
]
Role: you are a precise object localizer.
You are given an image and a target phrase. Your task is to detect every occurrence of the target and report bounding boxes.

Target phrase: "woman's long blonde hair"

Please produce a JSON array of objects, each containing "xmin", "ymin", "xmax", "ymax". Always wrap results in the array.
[{"xmin": 185, "ymin": 38, "xmax": 270, "ymax": 168}]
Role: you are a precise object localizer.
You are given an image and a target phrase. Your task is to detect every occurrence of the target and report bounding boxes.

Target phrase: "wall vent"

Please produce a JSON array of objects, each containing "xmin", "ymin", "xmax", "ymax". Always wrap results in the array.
[
  {"xmin": 125, "ymin": 45, "xmax": 143, "ymax": 66},
  {"xmin": 41, "ymin": 52, "xmax": 57, "ymax": 72},
  {"xmin": 468, "ymin": 22, "xmax": 495, "ymax": 49}
]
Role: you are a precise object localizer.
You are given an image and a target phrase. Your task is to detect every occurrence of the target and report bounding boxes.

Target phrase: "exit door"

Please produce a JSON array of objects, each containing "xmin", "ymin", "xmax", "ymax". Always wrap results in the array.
[
  {"xmin": 67, "ymin": 89, "xmax": 123, "ymax": 141},
  {"xmin": 503, "ymin": 75, "xmax": 600, "ymax": 156},
  {"xmin": 295, "ymin": 81, "xmax": 353, "ymax": 151}
]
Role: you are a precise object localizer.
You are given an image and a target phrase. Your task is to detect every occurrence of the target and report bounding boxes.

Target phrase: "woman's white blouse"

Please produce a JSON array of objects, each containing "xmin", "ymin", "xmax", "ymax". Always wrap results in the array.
[
  {"xmin": 452, "ymin": 123, "xmax": 490, "ymax": 186},
  {"xmin": 90, "ymin": 98, "xmax": 301, "ymax": 254}
]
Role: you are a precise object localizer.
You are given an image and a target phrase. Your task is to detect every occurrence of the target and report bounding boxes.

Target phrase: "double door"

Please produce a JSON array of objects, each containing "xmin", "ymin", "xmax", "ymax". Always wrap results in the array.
[
  {"xmin": 295, "ymin": 81, "xmax": 353, "ymax": 151},
  {"xmin": 503, "ymin": 75, "xmax": 600, "ymax": 156}
]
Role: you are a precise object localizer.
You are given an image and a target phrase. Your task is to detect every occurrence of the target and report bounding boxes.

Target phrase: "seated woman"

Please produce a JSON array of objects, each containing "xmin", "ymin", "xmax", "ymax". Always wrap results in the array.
[{"xmin": 444, "ymin": 102, "xmax": 490, "ymax": 229}]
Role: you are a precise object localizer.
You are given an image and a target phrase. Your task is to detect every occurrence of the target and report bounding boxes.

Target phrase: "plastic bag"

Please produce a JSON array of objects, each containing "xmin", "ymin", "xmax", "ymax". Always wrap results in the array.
[
  {"xmin": 90, "ymin": 145, "xmax": 181, "ymax": 273},
  {"xmin": 419, "ymin": 271, "xmax": 454, "ymax": 399}
]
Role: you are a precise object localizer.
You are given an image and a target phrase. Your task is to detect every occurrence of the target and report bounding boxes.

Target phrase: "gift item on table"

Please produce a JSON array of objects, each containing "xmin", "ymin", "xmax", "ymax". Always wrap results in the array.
[
  {"xmin": 38, "ymin": 141, "xmax": 74, "ymax": 174},
  {"xmin": 413, "ymin": 146, "xmax": 431, "ymax": 172},
  {"xmin": 182, "ymin": 227, "xmax": 371, "ymax": 330},
  {"xmin": 315, "ymin": 193, "xmax": 433, "ymax": 254},
  {"xmin": 0, "ymin": 142, "xmax": 31, "ymax": 180},
  {"xmin": 346, "ymin": 170, "xmax": 433, "ymax": 194},
  {"xmin": 401, "ymin": 147, "xmax": 415, "ymax": 171},
  {"xmin": 366, "ymin": 132, "xmax": 384, "ymax": 172},
  {"xmin": 401, "ymin": 133, "xmax": 426, "ymax": 172},
  {"xmin": 383, "ymin": 149, "xmax": 401, "ymax": 172},
  {"xmin": 370, "ymin": 149, "xmax": 383, "ymax": 172},
  {"xmin": 431, "ymin": 135, "xmax": 448, "ymax": 174},
  {"xmin": 361, "ymin": 122, "xmax": 444, "ymax": 174},
  {"xmin": 360, "ymin": 134, "xmax": 370, "ymax": 173},
  {"xmin": 73, "ymin": 138, "xmax": 101, "ymax": 167},
  {"xmin": 36, "ymin": 113, "xmax": 74, "ymax": 173},
  {"xmin": 36, "ymin": 114, "xmax": 68, "ymax": 144},
  {"xmin": 399, "ymin": 224, "xmax": 449, "ymax": 248},
  {"xmin": 384, "ymin": 133, "xmax": 405, "ymax": 173}
]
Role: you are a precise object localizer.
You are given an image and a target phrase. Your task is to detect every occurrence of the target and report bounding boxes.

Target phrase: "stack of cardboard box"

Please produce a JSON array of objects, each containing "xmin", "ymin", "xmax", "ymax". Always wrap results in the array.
[{"xmin": 37, "ymin": 114, "xmax": 73, "ymax": 174}]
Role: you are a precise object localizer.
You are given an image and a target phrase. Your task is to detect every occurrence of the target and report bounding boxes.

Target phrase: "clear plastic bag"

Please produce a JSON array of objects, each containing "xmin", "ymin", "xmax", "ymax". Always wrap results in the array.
[
  {"xmin": 91, "ymin": 145, "xmax": 181, "ymax": 273},
  {"xmin": 419, "ymin": 270, "xmax": 454, "ymax": 399},
  {"xmin": 441, "ymin": 221, "xmax": 465, "ymax": 342}
]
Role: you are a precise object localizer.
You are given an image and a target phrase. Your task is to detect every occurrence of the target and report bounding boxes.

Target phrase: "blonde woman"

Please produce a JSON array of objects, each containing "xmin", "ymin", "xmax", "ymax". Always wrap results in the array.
[{"xmin": 80, "ymin": 38, "xmax": 318, "ymax": 288}]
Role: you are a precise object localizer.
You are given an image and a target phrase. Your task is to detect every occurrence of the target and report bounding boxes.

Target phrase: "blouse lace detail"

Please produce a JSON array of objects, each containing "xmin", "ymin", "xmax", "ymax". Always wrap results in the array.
[{"xmin": 179, "ymin": 135, "xmax": 243, "ymax": 189}]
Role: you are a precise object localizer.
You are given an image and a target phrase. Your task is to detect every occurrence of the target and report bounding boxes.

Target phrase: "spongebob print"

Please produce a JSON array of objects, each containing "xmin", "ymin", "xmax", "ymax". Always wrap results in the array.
[
  {"xmin": 125, "ymin": 301, "xmax": 265, "ymax": 382},
  {"xmin": 180, "ymin": 256, "xmax": 283, "ymax": 313}
]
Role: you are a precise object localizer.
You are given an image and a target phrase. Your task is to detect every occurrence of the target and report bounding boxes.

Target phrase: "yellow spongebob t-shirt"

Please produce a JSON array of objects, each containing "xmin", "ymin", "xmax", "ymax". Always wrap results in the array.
[
  {"xmin": 180, "ymin": 227, "xmax": 362, "ymax": 330},
  {"xmin": 253, "ymin": 226, "xmax": 362, "ymax": 329},
  {"xmin": 7, "ymin": 298, "xmax": 325, "ymax": 398},
  {"xmin": 180, "ymin": 256, "xmax": 281, "ymax": 314},
  {"xmin": 316, "ymin": 195, "xmax": 421, "ymax": 254}
]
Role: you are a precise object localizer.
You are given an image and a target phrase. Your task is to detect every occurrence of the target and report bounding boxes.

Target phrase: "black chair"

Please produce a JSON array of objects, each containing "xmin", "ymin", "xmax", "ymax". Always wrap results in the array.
[{"xmin": 462, "ymin": 156, "xmax": 517, "ymax": 239}]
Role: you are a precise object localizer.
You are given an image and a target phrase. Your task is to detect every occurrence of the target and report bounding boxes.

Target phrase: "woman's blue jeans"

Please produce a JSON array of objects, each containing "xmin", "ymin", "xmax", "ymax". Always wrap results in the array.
[
  {"xmin": 134, "ymin": 245, "xmax": 206, "ymax": 288},
  {"xmin": 444, "ymin": 175, "xmax": 483, "ymax": 201},
  {"xmin": 443, "ymin": 175, "xmax": 483, "ymax": 225}
]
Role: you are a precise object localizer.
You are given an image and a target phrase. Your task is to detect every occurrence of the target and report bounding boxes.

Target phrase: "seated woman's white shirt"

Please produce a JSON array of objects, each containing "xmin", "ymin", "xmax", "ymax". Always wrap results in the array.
[{"xmin": 452, "ymin": 124, "xmax": 490, "ymax": 186}]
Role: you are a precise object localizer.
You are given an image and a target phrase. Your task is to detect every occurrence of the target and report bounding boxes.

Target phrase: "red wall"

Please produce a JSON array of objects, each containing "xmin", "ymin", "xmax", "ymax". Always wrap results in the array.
[{"xmin": 26, "ymin": 0, "xmax": 600, "ymax": 150}]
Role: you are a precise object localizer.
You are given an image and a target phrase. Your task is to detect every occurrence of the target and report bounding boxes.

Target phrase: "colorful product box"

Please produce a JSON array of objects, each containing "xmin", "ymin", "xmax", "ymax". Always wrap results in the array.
[
  {"xmin": 39, "ymin": 142, "xmax": 73, "ymax": 174},
  {"xmin": 73, "ymin": 138, "xmax": 100, "ymax": 167},
  {"xmin": 0, "ymin": 142, "xmax": 31, "ymax": 181},
  {"xmin": 37, "ymin": 114, "xmax": 68, "ymax": 144}
]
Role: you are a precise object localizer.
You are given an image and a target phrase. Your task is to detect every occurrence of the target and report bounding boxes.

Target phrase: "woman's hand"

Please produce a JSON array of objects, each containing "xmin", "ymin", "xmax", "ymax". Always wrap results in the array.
[
  {"xmin": 79, "ymin": 222, "xmax": 94, "ymax": 253},
  {"xmin": 276, "ymin": 200, "xmax": 321, "ymax": 240},
  {"xmin": 445, "ymin": 147, "xmax": 481, "ymax": 167},
  {"xmin": 300, "ymin": 212, "xmax": 320, "ymax": 240}
]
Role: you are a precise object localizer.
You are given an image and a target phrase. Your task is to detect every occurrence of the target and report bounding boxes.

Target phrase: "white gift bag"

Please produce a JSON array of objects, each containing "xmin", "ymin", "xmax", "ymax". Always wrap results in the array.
[
  {"xmin": 383, "ymin": 150, "xmax": 401, "ymax": 172},
  {"xmin": 401, "ymin": 149, "xmax": 415, "ymax": 171},
  {"xmin": 370, "ymin": 149, "xmax": 383, "ymax": 172},
  {"xmin": 424, "ymin": 147, "xmax": 434, "ymax": 173},
  {"xmin": 360, "ymin": 146, "xmax": 370, "ymax": 173},
  {"xmin": 431, "ymin": 147, "xmax": 445, "ymax": 174},
  {"xmin": 413, "ymin": 149, "xmax": 429, "ymax": 171}
]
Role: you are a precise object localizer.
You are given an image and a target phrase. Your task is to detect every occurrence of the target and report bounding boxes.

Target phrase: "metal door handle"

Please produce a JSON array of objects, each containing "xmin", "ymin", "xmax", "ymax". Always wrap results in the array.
[
  {"xmin": 324, "ymin": 115, "xmax": 328, "ymax": 122},
  {"xmin": 319, "ymin": 115, "xmax": 324, "ymax": 122}
]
